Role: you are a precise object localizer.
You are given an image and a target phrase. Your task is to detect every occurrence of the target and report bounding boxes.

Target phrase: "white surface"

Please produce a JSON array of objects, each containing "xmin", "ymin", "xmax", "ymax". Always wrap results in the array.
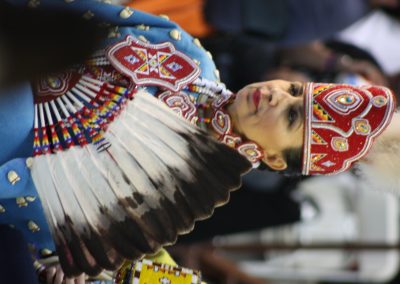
[
  {"xmin": 356, "ymin": 187, "xmax": 399, "ymax": 280},
  {"xmin": 337, "ymin": 10, "xmax": 400, "ymax": 75},
  {"xmin": 236, "ymin": 173, "xmax": 400, "ymax": 282}
]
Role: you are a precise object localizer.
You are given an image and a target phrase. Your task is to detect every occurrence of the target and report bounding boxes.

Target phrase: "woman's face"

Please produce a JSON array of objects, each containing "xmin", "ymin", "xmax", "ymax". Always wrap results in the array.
[{"xmin": 227, "ymin": 80, "xmax": 305, "ymax": 170}]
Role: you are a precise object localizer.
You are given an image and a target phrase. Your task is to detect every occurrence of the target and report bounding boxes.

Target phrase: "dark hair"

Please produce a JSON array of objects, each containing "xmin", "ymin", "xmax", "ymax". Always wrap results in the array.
[{"xmin": 259, "ymin": 146, "xmax": 303, "ymax": 177}]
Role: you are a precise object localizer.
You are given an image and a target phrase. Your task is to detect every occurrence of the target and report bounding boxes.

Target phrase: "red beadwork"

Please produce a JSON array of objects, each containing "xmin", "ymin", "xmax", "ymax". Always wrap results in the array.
[
  {"xmin": 107, "ymin": 35, "xmax": 200, "ymax": 92},
  {"xmin": 303, "ymin": 83, "xmax": 396, "ymax": 175}
]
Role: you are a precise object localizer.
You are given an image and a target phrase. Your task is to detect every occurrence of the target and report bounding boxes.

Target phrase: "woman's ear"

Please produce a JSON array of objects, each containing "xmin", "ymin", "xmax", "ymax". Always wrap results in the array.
[{"xmin": 262, "ymin": 153, "xmax": 287, "ymax": 171}]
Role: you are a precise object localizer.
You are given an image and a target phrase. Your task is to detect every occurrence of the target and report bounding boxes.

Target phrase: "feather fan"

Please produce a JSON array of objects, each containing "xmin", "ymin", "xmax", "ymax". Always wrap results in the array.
[
  {"xmin": 31, "ymin": 89, "xmax": 251, "ymax": 277},
  {"xmin": 356, "ymin": 123, "xmax": 400, "ymax": 194}
]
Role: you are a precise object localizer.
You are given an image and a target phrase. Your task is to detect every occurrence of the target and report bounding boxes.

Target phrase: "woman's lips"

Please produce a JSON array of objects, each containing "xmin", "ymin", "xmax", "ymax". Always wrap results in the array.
[{"xmin": 252, "ymin": 89, "xmax": 261, "ymax": 111}]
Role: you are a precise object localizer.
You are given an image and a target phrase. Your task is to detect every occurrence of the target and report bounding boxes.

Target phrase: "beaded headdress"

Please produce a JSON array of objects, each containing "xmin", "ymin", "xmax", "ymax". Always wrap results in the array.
[{"xmin": 302, "ymin": 83, "xmax": 396, "ymax": 175}]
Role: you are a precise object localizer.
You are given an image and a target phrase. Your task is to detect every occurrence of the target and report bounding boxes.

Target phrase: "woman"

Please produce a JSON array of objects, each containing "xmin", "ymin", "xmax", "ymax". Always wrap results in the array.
[
  {"xmin": 1, "ymin": 0, "xmax": 396, "ymax": 283},
  {"xmin": 227, "ymin": 80, "xmax": 395, "ymax": 176}
]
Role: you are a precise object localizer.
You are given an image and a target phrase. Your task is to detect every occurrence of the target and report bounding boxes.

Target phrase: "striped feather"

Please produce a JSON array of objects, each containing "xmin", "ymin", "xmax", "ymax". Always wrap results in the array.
[{"xmin": 31, "ymin": 89, "xmax": 251, "ymax": 277}]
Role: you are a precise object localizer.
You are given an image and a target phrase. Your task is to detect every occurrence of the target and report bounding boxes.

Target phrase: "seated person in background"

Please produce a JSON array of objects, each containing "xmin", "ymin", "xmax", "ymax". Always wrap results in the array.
[
  {"xmin": 206, "ymin": 38, "xmax": 390, "ymax": 93},
  {"xmin": 275, "ymin": 41, "xmax": 389, "ymax": 86}
]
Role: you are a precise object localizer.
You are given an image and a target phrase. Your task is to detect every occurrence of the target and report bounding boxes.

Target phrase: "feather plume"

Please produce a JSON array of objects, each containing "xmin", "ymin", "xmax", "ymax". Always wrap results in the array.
[
  {"xmin": 356, "ymin": 129, "xmax": 400, "ymax": 194},
  {"xmin": 31, "ymin": 89, "xmax": 251, "ymax": 276},
  {"xmin": 357, "ymin": 133, "xmax": 400, "ymax": 195}
]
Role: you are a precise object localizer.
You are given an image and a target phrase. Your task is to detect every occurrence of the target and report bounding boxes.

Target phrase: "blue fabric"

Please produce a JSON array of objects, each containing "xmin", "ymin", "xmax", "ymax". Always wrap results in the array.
[
  {"xmin": 0, "ymin": 83, "xmax": 55, "ymax": 255},
  {"xmin": 0, "ymin": 0, "xmax": 217, "ymax": 262},
  {"xmin": 0, "ymin": 158, "xmax": 56, "ymax": 253},
  {"xmin": 0, "ymin": 226, "xmax": 39, "ymax": 284}
]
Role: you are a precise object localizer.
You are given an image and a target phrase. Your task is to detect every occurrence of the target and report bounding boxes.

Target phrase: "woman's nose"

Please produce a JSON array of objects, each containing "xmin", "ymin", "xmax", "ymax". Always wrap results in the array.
[
  {"xmin": 268, "ymin": 93, "xmax": 278, "ymax": 106},
  {"xmin": 268, "ymin": 89, "xmax": 295, "ymax": 107}
]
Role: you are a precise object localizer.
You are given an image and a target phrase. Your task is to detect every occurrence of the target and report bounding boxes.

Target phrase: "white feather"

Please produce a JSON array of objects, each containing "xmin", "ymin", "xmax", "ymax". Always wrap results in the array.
[
  {"xmin": 31, "ymin": 88, "xmax": 251, "ymax": 276},
  {"xmin": 357, "ymin": 133, "xmax": 400, "ymax": 193},
  {"xmin": 31, "ymin": 155, "xmax": 64, "ymax": 238}
]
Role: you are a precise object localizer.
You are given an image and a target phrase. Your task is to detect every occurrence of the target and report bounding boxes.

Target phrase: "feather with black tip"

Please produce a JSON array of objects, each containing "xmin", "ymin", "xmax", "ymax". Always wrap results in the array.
[{"xmin": 31, "ymin": 89, "xmax": 251, "ymax": 277}]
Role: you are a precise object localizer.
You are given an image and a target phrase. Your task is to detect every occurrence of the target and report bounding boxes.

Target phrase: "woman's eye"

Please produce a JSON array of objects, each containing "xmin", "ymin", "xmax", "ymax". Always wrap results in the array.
[
  {"xmin": 288, "ymin": 107, "xmax": 298, "ymax": 127},
  {"xmin": 289, "ymin": 84, "xmax": 300, "ymax": 97}
]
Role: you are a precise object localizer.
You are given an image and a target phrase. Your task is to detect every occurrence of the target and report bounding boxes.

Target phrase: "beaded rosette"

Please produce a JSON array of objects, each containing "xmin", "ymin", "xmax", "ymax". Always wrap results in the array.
[
  {"xmin": 33, "ymin": 68, "xmax": 133, "ymax": 156},
  {"xmin": 302, "ymin": 82, "xmax": 396, "ymax": 175}
]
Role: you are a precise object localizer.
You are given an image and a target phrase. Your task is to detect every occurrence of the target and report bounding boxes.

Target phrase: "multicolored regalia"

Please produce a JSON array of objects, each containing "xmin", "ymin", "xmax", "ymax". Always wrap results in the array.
[
  {"xmin": 0, "ymin": 1, "xmax": 396, "ymax": 283},
  {"xmin": 0, "ymin": 0, "xmax": 252, "ymax": 282}
]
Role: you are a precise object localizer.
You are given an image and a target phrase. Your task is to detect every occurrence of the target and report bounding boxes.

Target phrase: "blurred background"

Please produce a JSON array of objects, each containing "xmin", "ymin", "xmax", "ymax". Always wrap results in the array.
[{"xmin": 121, "ymin": 0, "xmax": 400, "ymax": 283}]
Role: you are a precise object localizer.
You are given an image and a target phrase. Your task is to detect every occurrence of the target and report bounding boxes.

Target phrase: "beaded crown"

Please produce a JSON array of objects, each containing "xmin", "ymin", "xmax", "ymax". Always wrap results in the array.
[{"xmin": 302, "ymin": 83, "xmax": 396, "ymax": 175}]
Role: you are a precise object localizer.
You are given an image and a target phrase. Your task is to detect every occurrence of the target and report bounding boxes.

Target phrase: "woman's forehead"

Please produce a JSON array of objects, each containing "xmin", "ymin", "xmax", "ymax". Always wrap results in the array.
[{"xmin": 247, "ymin": 80, "xmax": 292, "ymax": 88}]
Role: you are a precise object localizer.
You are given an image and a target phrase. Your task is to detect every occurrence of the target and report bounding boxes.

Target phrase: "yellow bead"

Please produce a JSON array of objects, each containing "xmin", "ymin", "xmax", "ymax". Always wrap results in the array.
[
  {"xmin": 47, "ymin": 77, "xmax": 60, "ymax": 89},
  {"xmin": 83, "ymin": 10, "xmax": 94, "ymax": 20},
  {"xmin": 138, "ymin": 35, "xmax": 148, "ymax": 43},
  {"xmin": 16, "ymin": 197, "xmax": 28, "ymax": 208},
  {"xmin": 40, "ymin": 248, "xmax": 53, "ymax": 257},
  {"xmin": 354, "ymin": 119, "xmax": 371, "ymax": 135},
  {"xmin": 0, "ymin": 205, "xmax": 5, "ymax": 213},
  {"xmin": 26, "ymin": 157, "xmax": 34, "ymax": 169},
  {"xmin": 8, "ymin": 170, "xmax": 20, "ymax": 185},
  {"xmin": 120, "ymin": 7, "xmax": 134, "ymax": 19},
  {"xmin": 373, "ymin": 96, "xmax": 387, "ymax": 107},
  {"xmin": 337, "ymin": 94, "xmax": 354, "ymax": 105},
  {"xmin": 136, "ymin": 24, "xmax": 147, "ymax": 31},
  {"xmin": 332, "ymin": 138, "xmax": 348, "ymax": 152},
  {"xmin": 193, "ymin": 59, "xmax": 200, "ymax": 65},
  {"xmin": 206, "ymin": 51, "xmax": 213, "ymax": 59},
  {"xmin": 193, "ymin": 38, "xmax": 202, "ymax": 48},
  {"xmin": 108, "ymin": 27, "xmax": 120, "ymax": 38},
  {"xmin": 214, "ymin": 69, "xmax": 220, "ymax": 80},
  {"xmin": 33, "ymin": 260, "xmax": 42, "ymax": 270},
  {"xmin": 159, "ymin": 14, "xmax": 170, "ymax": 20},
  {"xmin": 26, "ymin": 196, "xmax": 36, "ymax": 202},
  {"xmin": 356, "ymin": 123, "xmax": 369, "ymax": 133},
  {"xmin": 28, "ymin": 221, "xmax": 40, "ymax": 233},
  {"xmin": 169, "ymin": 29, "xmax": 182, "ymax": 41}
]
